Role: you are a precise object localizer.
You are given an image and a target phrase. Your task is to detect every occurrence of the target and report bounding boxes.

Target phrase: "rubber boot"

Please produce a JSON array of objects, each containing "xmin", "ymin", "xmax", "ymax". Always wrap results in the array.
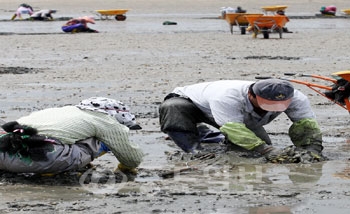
[
  {"xmin": 167, "ymin": 131, "xmax": 200, "ymax": 153},
  {"xmin": 197, "ymin": 125, "xmax": 225, "ymax": 143}
]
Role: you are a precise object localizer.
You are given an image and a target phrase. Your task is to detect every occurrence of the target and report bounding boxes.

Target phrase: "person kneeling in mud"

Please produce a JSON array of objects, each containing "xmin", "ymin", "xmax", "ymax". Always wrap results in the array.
[
  {"xmin": 0, "ymin": 97, "xmax": 143, "ymax": 174},
  {"xmin": 30, "ymin": 9, "xmax": 56, "ymax": 21},
  {"xmin": 62, "ymin": 16, "xmax": 98, "ymax": 33},
  {"xmin": 320, "ymin": 5, "xmax": 337, "ymax": 16},
  {"xmin": 11, "ymin": 3, "xmax": 33, "ymax": 20},
  {"xmin": 159, "ymin": 79, "xmax": 325, "ymax": 163}
]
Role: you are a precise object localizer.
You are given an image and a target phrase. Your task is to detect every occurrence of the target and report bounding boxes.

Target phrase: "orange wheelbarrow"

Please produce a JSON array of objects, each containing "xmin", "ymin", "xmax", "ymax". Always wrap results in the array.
[
  {"xmin": 261, "ymin": 5, "xmax": 288, "ymax": 15},
  {"xmin": 341, "ymin": 9, "xmax": 350, "ymax": 15},
  {"xmin": 224, "ymin": 13, "xmax": 263, "ymax": 34},
  {"xmin": 256, "ymin": 71, "xmax": 350, "ymax": 113},
  {"xmin": 245, "ymin": 15, "xmax": 289, "ymax": 39},
  {"xmin": 95, "ymin": 9, "xmax": 129, "ymax": 21}
]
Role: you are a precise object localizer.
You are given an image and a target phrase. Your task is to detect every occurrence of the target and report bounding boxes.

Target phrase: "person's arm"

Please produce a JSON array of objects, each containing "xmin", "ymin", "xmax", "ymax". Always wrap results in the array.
[
  {"xmin": 99, "ymin": 126, "xmax": 143, "ymax": 168},
  {"xmin": 220, "ymin": 122, "xmax": 285, "ymax": 161},
  {"xmin": 220, "ymin": 122, "xmax": 265, "ymax": 150},
  {"xmin": 16, "ymin": 9, "xmax": 22, "ymax": 19},
  {"xmin": 93, "ymin": 114, "xmax": 144, "ymax": 168},
  {"xmin": 285, "ymin": 90, "xmax": 323, "ymax": 153},
  {"xmin": 289, "ymin": 118, "xmax": 323, "ymax": 152},
  {"xmin": 65, "ymin": 19, "xmax": 79, "ymax": 26},
  {"xmin": 47, "ymin": 13, "xmax": 53, "ymax": 20}
]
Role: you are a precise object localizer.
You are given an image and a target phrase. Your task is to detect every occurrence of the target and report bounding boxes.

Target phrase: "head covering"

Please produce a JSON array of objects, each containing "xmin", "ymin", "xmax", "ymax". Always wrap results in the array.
[
  {"xmin": 252, "ymin": 79, "xmax": 294, "ymax": 112},
  {"xmin": 76, "ymin": 97, "xmax": 141, "ymax": 130}
]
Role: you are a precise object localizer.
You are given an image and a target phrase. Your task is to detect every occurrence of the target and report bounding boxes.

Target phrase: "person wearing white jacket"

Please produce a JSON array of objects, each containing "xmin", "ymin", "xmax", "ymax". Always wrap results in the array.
[
  {"xmin": 30, "ymin": 9, "xmax": 56, "ymax": 20},
  {"xmin": 11, "ymin": 4, "xmax": 33, "ymax": 20},
  {"xmin": 159, "ymin": 79, "xmax": 323, "ymax": 162}
]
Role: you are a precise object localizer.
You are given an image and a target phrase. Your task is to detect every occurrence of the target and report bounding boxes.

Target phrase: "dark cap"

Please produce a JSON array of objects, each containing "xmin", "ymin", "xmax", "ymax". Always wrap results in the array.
[{"xmin": 252, "ymin": 79, "xmax": 294, "ymax": 111}]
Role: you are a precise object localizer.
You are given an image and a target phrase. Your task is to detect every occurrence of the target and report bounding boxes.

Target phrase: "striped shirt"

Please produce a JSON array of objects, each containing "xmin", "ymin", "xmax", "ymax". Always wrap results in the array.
[{"xmin": 17, "ymin": 106, "xmax": 143, "ymax": 168}]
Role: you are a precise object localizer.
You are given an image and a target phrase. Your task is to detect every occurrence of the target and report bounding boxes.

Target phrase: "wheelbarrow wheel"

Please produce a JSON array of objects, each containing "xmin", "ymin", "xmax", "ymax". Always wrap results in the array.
[
  {"xmin": 262, "ymin": 28, "xmax": 269, "ymax": 39},
  {"xmin": 278, "ymin": 28, "xmax": 283, "ymax": 38},
  {"xmin": 115, "ymin": 15, "xmax": 127, "ymax": 21},
  {"xmin": 240, "ymin": 26, "xmax": 246, "ymax": 35},
  {"xmin": 230, "ymin": 24, "xmax": 233, "ymax": 34},
  {"xmin": 252, "ymin": 28, "xmax": 258, "ymax": 38}
]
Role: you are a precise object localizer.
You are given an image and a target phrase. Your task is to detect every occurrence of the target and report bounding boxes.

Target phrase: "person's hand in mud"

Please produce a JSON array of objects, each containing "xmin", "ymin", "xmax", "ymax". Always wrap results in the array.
[
  {"xmin": 116, "ymin": 163, "xmax": 138, "ymax": 175},
  {"xmin": 288, "ymin": 146, "xmax": 326, "ymax": 163},
  {"xmin": 115, "ymin": 163, "xmax": 138, "ymax": 181},
  {"xmin": 254, "ymin": 143, "xmax": 284, "ymax": 162},
  {"xmin": 264, "ymin": 149, "xmax": 285, "ymax": 162},
  {"xmin": 263, "ymin": 145, "xmax": 327, "ymax": 163},
  {"xmin": 294, "ymin": 144, "xmax": 326, "ymax": 163}
]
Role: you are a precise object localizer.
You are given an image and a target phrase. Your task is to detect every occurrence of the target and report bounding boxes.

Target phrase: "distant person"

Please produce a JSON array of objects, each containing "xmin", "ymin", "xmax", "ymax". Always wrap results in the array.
[
  {"xmin": 235, "ymin": 6, "xmax": 246, "ymax": 13},
  {"xmin": 276, "ymin": 10, "xmax": 292, "ymax": 33},
  {"xmin": 0, "ymin": 97, "xmax": 143, "ymax": 174},
  {"xmin": 62, "ymin": 16, "xmax": 98, "ymax": 33},
  {"xmin": 220, "ymin": 6, "xmax": 246, "ymax": 19},
  {"xmin": 220, "ymin": 7, "xmax": 234, "ymax": 19},
  {"xmin": 11, "ymin": 3, "xmax": 33, "ymax": 20},
  {"xmin": 320, "ymin": 5, "xmax": 337, "ymax": 16},
  {"xmin": 30, "ymin": 9, "xmax": 56, "ymax": 21}
]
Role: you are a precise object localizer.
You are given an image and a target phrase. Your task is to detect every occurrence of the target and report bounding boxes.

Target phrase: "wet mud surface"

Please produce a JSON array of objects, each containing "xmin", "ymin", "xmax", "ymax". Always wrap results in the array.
[
  {"xmin": 1, "ymin": 0, "xmax": 350, "ymax": 213},
  {"xmin": 1, "ymin": 133, "xmax": 350, "ymax": 213}
]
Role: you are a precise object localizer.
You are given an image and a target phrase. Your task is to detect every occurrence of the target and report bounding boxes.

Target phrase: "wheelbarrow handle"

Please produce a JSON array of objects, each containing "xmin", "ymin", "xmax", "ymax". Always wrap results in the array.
[{"xmin": 284, "ymin": 73, "xmax": 337, "ymax": 83}]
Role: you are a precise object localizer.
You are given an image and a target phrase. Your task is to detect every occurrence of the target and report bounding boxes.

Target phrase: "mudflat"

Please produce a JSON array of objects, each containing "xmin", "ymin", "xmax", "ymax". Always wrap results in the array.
[{"xmin": 1, "ymin": 0, "xmax": 350, "ymax": 213}]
